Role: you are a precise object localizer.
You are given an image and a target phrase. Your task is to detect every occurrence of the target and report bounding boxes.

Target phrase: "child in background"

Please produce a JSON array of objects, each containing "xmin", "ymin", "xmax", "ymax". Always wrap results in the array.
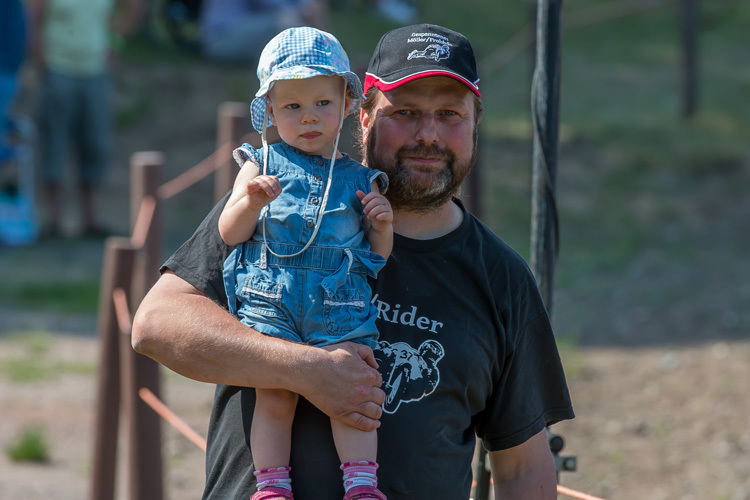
[{"xmin": 218, "ymin": 27, "xmax": 391, "ymax": 500}]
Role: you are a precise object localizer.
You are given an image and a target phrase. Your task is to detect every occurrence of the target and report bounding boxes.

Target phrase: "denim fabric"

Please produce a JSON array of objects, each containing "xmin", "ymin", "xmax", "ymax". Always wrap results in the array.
[
  {"xmin": 249, "ymin": 27, "xmax": 362, "ymax": 132},
  {"xmin": 36, "ymin": 70, "xmax": 112, "ymax": 186},
  {"xmin": 224, "ymin": 142, "xmax": 388, "ymax": 347},
  {"xmin": 0, "ymin": 71, "xmax": 17, "ymax": 161}
]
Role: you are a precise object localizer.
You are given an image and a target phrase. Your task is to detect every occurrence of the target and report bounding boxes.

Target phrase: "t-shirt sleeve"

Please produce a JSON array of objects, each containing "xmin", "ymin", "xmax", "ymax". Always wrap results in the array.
[
  {"xmin": 161, "ymin": 192, "xmax": 233, "ymax": 308},
  {"xmin": 232, "ymin": 143, "xmax": 261, "ymax": 168},
  {"xmin": 475, "ymin": 270, "xmax": 575, "ymax": 451}
]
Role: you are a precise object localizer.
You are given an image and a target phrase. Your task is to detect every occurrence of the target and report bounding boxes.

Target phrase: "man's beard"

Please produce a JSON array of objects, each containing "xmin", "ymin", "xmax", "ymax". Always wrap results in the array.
[{"xmin": 364, "ymin": 128, "xmax": 475, "ymax": 213}]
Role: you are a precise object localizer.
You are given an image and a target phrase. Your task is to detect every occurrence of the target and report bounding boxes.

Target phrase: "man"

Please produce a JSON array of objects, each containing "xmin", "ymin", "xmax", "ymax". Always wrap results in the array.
[
  {"xmin": 132, "ymin": 24, "xmax": 574, "ymax": 499},
  {"xmin": 199, "ymin": 0, "xmax": 325, "ymax": 64},
  {"xmin": 0, "ymin": 0, "xmax": 26, "ymax": 164},
  {"xmin": 30, "ymin": 0, "xmax": 143, "ymax": 237}
]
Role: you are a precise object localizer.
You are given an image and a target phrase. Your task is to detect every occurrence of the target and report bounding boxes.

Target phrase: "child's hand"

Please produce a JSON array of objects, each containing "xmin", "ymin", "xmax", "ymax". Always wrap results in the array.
[
  {"xmin": 357, "ymin": 190, "xmax": 393, "ymax": 233},
  {"xmin": 246, "ymin": 175, "xmax": 281, "ymax": 211}
]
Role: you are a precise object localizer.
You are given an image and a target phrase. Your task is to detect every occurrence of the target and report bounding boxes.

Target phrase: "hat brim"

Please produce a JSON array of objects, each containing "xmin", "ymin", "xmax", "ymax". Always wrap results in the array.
[
  {"xmin": 364, "ymin": 69, "xmax": 481, "ymax": 98},
  {"xmin": 251, "ymin": 66, "xmax": 363, "ymax": 132}
]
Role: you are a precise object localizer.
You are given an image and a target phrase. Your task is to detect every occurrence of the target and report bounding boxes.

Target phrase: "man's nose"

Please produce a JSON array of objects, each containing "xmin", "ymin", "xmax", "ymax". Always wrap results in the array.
[{"xmin": 414, "ymin": 114, "xmax": 438, "ymax": 144}]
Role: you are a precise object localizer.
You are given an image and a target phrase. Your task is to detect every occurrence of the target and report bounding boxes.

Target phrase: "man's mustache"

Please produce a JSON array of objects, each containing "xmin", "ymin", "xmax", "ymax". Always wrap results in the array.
[{"xmin": 396, "ymin": 145, "xmax": 453, "ymax": 162}]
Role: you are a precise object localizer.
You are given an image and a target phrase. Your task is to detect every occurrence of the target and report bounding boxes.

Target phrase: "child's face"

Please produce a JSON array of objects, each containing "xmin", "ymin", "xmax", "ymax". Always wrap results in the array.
[{"xmin": 267, "ymin": 76, "xmax": 350, "ymax": 158}]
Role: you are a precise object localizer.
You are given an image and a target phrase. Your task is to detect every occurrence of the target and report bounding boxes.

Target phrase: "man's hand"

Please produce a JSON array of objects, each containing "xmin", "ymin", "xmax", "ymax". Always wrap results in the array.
[
  {"xmin": 133, "ymin": 273, "xmax": 386, "ymax": 432},
  {"xmin": 298, "ymin": 342, "xmax": 385, "ymax": 432}
]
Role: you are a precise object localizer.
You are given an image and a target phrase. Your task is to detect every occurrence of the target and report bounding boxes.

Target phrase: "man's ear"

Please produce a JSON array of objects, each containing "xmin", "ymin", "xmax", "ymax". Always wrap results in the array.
[{"xmin": 360, "ymin": 107, "xmax": 371, "ymax": 146}]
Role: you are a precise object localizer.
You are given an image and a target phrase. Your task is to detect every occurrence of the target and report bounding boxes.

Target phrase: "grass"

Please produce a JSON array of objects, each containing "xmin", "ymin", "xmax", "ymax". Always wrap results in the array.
[
  {"xmin": 2, "ymin": 357, "xmax": 97, "ymax": 382},
  {"xmin": 0, "ymin": 279, "xmax": 100, "ymax": 314},
  {"xmin": 0, "ymin": 332, "xmax": 96, "ymax": 382},
  {"xmin": 330, "ymin": 0, "xmax": 750, "ymax": 347},
  {"xmin": 5, "ymin": 427, "xmax": 50, "ymax": 463}
]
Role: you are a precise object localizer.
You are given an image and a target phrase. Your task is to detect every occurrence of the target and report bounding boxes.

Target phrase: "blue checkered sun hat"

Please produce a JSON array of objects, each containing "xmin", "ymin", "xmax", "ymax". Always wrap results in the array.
[{"xmin": 250, "ymin": 27, "xmax": 363, "ymax": 132}]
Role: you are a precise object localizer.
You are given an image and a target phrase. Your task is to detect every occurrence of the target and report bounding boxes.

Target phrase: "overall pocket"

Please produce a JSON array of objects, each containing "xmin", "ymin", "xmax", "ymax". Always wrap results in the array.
[
  {"xmin": 238, "ymin": 273, "xmax": 284, "ymax": 318},
  {"xmin": 323, "ymin": 286, "xmax": 367, "ymax": 335}
]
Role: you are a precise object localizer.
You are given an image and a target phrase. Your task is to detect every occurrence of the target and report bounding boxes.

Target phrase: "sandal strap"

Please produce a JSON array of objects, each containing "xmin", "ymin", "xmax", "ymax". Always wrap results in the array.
[
  {"xmin": 250, "ymin": 486, "xmax": 295, "ymax": 500},
  {"xmin": 344, "ymin": 485, "xmax": 387, "ymax": 500}
]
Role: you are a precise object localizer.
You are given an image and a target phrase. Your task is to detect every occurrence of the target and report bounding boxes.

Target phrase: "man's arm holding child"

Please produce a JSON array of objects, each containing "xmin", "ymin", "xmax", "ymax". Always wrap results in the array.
[{"xmin": 131, "ymin": 271, "xmax": 386, "ymax": 431}]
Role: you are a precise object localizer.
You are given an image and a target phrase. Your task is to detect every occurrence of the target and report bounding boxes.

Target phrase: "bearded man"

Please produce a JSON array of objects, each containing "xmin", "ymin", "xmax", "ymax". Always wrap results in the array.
[{"xmin": 133, "ymin": 24, "xmax": 574, "ymax": 500}]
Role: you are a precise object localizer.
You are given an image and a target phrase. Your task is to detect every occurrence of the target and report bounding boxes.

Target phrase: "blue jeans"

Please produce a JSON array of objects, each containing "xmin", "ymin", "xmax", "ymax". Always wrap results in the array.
[
  {"xmin": 0, "ymin": 71, "xmax": 18, "ymax": 162},
  {"xmin": 36, "ymin": 70, "xmax": 112, "ymax": 186}
]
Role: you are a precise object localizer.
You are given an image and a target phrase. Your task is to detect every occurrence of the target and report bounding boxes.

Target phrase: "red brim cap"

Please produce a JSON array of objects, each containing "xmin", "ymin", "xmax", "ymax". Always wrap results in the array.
[{"xmin": 363, "ymin": 24, "xmax": 481, "ymax": 98}]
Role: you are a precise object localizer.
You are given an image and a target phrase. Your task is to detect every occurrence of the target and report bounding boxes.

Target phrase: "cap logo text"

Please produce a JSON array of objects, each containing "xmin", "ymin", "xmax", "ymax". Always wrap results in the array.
[{"xmin": 406, "ymin": 32, "xmax": 452, "ymax": 62}]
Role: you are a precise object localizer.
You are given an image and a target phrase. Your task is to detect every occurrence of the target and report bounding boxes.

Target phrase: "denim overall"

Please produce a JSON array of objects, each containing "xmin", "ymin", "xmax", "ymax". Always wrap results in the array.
[{"xmin": 223, "ymin": 142, "xmax": 387, "ymax": 347}]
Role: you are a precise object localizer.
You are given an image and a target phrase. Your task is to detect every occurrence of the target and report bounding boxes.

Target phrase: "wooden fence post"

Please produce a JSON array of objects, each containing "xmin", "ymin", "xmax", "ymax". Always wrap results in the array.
[
  {"xmin": 214, "ymin": 102, "xmax": 249, "ymax": 202},
  {"xmin": 126, "ymin": 152, "xmax": 165, "ymax": 500},
  {"xmin": 130, "ymin": 151, "xmax": 164, "ymax": 282},
  {"xmin": 90, "ymin": 237, "xmax": 137, "ymax": 500}
]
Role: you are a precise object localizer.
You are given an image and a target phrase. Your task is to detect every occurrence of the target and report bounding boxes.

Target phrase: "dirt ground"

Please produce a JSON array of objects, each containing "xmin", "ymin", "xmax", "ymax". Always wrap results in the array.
[{"xmin": 1, "ymin": 53, "xmax": 749, "ymax": 500}]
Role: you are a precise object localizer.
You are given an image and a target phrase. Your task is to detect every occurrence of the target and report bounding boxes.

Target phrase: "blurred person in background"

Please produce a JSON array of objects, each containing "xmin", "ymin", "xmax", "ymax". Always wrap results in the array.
[
  {"xmin": 367, "ymin": 0, "xmax": 418, "ymax": 24},
  {"xmin": 29, "ymin": 0, "xmax": 143, "ymax": 238},
  {"xmin": 199, "ymin": 0, "xmax": 326, "ymax": 65},
  {"xmin": 0, "ymin": 0, "xmax": 28, "ymax": 164}
]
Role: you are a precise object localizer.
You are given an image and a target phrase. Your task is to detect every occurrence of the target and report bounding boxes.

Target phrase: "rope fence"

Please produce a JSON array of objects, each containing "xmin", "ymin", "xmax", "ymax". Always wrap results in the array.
[
  {"xmin": 139, "ymin": 388, "xmax": 208, "ymax": 453},
  {"xmin": 156, "ymin": 140, "xmax": 234, "ymax": 201}
]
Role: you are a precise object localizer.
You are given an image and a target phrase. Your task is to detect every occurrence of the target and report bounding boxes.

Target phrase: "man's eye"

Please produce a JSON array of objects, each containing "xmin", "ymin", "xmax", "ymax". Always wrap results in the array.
[
  {"xmin": 442, "ymin": 110, "xmax": 457, "ymax": 116},
  {"xmin": 396, "ymin": 109, "xmax": 412, "ymax": 116}
]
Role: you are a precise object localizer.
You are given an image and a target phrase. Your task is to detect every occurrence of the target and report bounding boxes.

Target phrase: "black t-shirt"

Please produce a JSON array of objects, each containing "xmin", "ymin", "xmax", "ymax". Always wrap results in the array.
[{"xmin": 164, "ymin": 195, "xmax": 574, "ymax": 500}]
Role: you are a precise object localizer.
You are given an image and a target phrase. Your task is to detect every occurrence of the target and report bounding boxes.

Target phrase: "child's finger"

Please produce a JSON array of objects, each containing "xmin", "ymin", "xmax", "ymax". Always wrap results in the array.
[
  {"xmin": 247, "ymin": 176, "xmax": 281, "ymax": 198},
  {"xmin": 367, "ymin": 204, "xmax": 393, "ymax": 223}
]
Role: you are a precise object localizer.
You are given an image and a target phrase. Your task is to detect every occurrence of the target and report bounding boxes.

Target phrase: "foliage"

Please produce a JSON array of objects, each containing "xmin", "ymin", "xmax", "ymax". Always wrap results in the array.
[
  {"xmin": 0, "ymin": 279, "xmax": 100, "ymax": 314},
  {"xmin": 5, "ymin": 427, "xmax": 50, "ymax": 463},
  {"xmin": 0, "ymin": 332, "xmax": 96, "ymax": 382}
]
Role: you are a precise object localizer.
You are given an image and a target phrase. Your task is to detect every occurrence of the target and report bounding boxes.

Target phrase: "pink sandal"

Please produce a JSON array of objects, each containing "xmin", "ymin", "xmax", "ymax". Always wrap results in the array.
[
  {"xmin": 250, "ymin": 486, "xmax": 294, "ymax": 500},
  {"xmin": 343, "ymin": 485, "xmax": 387, "ymax": 500}
]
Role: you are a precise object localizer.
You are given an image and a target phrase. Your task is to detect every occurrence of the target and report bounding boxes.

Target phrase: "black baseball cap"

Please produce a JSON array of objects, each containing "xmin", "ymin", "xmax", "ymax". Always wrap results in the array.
[{"xmin": 364, "ymin": 24, "xmax": 481, "ymax": 97}]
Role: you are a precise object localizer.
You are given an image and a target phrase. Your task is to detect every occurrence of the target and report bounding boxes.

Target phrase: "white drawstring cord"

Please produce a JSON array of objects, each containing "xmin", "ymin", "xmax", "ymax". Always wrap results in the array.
[{"xmin": 259, "ymin": 78, "xmax": 348, "ymax": 260}]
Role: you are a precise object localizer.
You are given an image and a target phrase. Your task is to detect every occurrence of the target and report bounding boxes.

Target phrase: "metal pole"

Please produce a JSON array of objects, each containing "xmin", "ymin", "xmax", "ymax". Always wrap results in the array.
[
  {"xmin": 530, "ymin": 0, "xmax": 563, "ymax": 318},
  {"xmin": 474, "ymin": 446, "xmax": 491, "ymax": 500},
  {"xmin": 680, "ymin": 0, "xmax": 699, "ymax": 117},
  {"xmin": 466, "ymin": 140, "xmax": 484, "ymax": 219}
]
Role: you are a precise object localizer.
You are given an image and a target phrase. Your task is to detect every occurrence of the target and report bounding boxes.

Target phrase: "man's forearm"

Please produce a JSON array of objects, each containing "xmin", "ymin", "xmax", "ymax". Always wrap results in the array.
[
  {"xmin": 492, "ymin": 466, "xmax": 557, "ymax": 500},
  {"xmin": 132, "ymin": 271, "xmax": 304, "ymax": 388},
  {"xmin": 131, "ymin": 271, "xmax": 385, "ymax": 430},
  {"xmin": 489, "ymin": 429, "xmax": 558, "ymax": 499}
]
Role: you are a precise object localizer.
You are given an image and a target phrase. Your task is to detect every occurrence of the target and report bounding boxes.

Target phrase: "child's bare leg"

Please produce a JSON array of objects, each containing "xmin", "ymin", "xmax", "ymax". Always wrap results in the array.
[
  {"xmin": 331, "ymin": 418, "xmax": 377, "ymax": 463},
  {"xmin": 332, "ymin": 419, "xmax": 383, "ymax": 497},
  {"xmin": 252, "ymin": 388, "xmax": 298, "ymax": 494}
]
